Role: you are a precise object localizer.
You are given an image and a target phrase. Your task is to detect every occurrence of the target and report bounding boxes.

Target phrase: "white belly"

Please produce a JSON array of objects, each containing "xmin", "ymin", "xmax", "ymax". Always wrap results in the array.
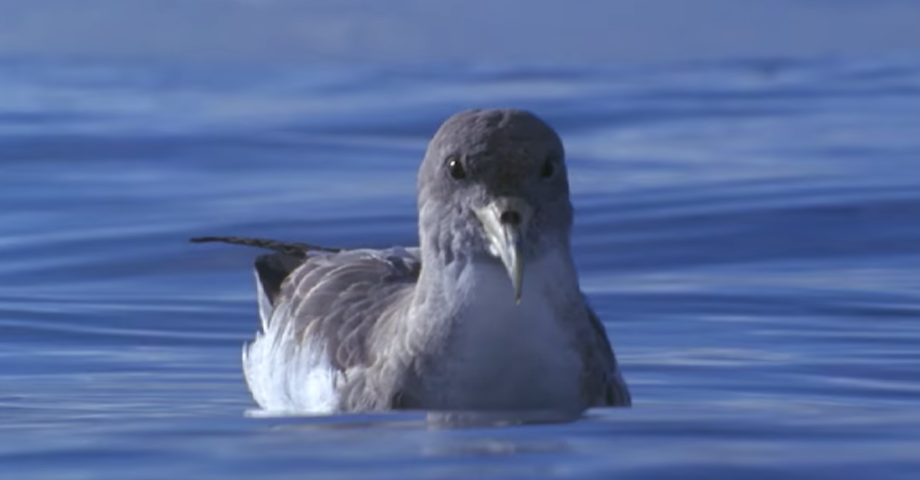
[{"xmin": 427, "ymin": 257, "xmax": 584, "ymax": 411}]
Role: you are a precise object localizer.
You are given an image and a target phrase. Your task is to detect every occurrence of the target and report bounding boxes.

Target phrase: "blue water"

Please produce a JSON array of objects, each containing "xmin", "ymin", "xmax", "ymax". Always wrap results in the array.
[{"xmin": 2, "ymin": 58, "xmax": 920, "ymax": 478}]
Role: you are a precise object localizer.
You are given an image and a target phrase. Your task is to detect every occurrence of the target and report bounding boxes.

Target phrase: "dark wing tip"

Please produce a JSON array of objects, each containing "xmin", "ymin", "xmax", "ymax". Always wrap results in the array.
[
  {"xmin": 254, "ymin": 252, "xmax": 306, "ymax": 305},
  {"xmin": 189, "ymin": 235, "xmax": 341, "ymax": 256},
  {"xmin": 190, "ymin": 235, "xmax": 343, "ymax": 305}
]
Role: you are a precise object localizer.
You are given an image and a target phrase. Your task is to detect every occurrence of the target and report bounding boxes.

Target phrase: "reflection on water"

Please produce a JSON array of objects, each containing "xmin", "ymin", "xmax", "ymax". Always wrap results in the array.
[
  {"xmin": 424, "ymin": 410, "xmax": 584, "ymax": 430},
  {"xmin": 249, "ymin": 409, "xmax": 582, "ymax": 430}
]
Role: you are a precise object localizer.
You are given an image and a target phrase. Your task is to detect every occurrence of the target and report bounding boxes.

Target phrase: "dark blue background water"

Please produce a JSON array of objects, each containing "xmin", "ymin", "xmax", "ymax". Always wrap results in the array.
[{"xmin": 2, "ymin": 57, "xmax": 920, "ymax": 478}]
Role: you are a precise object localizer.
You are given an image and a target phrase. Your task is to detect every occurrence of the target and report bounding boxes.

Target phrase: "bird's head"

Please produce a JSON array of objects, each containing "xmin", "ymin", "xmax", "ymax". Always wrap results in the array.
[{"xmin": 417, "ymin": 109, "xmax": 574, "ymax": 302}]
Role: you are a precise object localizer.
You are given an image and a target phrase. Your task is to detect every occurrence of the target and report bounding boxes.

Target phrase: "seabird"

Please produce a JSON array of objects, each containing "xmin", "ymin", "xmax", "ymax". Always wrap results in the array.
[{"xmin": 192, "ymin": 109, "xmax": 631, "ymax": 415}]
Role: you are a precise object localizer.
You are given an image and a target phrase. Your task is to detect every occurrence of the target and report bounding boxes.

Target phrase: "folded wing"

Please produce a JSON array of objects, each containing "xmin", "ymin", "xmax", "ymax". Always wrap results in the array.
[{"xmin": 192, "ymin": 236, "xmax": 420, "ymax": 412}]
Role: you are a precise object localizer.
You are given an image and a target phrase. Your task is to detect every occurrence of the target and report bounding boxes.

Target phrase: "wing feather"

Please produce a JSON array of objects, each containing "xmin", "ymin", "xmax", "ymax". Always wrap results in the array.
[
  {"xmin": 242, "ymin": 247, "xmax": 420, "ymax": 412},
  {"xmin": 188, "ymin": 235, "xmax": 421, "ymax": 412},
  {"xmin": 273, "ymin": 248, "xmax": 420, "ymax": 371},
  {"xmin": 584, "ymin": 305, "xmax": 632, "ymax": 407}
]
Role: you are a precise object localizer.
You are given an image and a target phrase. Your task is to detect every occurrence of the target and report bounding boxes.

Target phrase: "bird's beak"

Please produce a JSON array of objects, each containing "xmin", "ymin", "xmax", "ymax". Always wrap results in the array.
[{"xmin": 474, "ymin": 197, "xmax": 533, "ymax": 304}]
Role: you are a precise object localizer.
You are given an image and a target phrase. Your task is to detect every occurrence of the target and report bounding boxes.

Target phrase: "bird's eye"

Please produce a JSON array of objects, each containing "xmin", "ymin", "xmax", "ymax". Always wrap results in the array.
[
  {"xmin": 447, "ymin": 156, "xmax": 466, "ymax": 180},
  {"xmin": 540, "ymin": 157, "xmax": 555, "ymax": 179}
]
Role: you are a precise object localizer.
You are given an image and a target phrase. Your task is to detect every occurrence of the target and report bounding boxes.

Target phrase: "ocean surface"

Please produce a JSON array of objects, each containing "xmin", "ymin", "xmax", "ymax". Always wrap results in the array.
[{"xmin": 2, "ymin": 58, "xmax": 920, "ymax": 478}]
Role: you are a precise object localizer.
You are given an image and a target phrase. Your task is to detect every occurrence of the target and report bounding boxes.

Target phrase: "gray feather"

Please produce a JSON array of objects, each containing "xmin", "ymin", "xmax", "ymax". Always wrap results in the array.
[
  {"xmin": 584, "ymin": 305, "xmax": 632, "ymax": 406},
  {"xmin": 268, "ymin": 248, "xmax": 420, "ymax": 373}
]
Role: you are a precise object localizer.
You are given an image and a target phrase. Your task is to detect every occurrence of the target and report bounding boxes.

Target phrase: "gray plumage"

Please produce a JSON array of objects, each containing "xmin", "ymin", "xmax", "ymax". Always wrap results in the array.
[{"xmin": 196, "ymin": 109, "xmax": 631, "ymax": 414}]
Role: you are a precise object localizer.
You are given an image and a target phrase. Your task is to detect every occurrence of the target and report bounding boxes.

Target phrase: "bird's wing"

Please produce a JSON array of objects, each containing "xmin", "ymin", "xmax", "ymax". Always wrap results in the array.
[
  {"xmin": 191, "ymin": 236, "xmax": 420, "ymax": 412},
  {"xmin": 584, "ymin": 305, "xmax": 632, "ymax": 407},
  {"xmin": 260, "ymin": 246, "xmax": 421, "ymax": 371}
]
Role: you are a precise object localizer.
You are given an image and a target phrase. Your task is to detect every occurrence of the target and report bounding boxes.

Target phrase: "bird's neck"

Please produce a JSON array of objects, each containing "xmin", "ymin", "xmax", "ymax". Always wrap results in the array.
[{"xmin": 412, "ymin": 245, "xmax": 582, "ymax": 324}]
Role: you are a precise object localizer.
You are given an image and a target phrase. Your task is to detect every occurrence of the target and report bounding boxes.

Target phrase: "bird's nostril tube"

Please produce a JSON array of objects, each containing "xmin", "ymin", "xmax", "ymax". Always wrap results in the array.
[{"xmin": 499, "ymin": 210, "xmax": 522, "ymax": 226}]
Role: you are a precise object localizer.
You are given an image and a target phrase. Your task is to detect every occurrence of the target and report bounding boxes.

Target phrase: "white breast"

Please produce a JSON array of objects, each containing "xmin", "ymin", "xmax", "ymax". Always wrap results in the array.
[{"xmin": 431, "ymin": 253, "xmax": 584, "ymax": 411}]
